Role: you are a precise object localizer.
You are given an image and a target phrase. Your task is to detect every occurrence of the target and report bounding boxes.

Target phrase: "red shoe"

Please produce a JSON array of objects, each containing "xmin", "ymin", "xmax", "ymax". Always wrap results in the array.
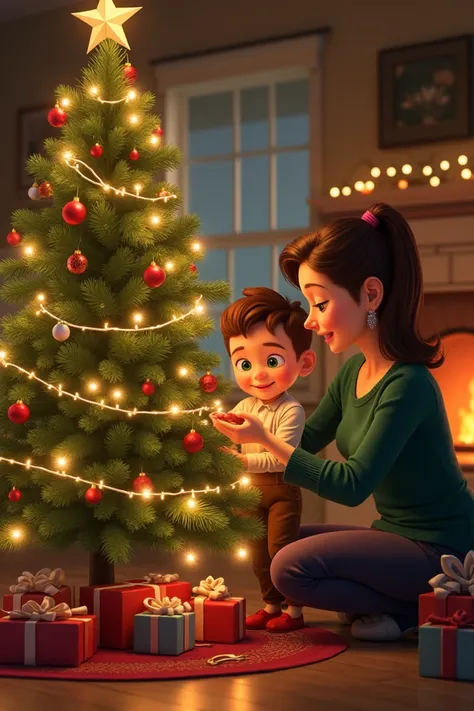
[
  {"xmin": 266, "ymin": 612, "xmax": 305, "ymax": 632},
  {"xmin": 246, "ymin": 609, "xmax": 281, "ymax": 630}
]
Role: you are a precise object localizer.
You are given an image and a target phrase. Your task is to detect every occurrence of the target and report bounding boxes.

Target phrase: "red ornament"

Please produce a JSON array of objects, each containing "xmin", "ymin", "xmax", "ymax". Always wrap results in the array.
[
  {"xmin": 85, "ymin": 486, "xmax": 102, "ymax": 505},
  {"xmin": 141, "ymin": 380, "xmax": 155, "ymax": 396},
  {"xmin": 132, "ymin": 472, "xmax": 154, "ymax": 494},
  {"xmin": 7, "ymin": 229, "xmax": 21, "ymax": 246},
  {"xmin": 214, "ymin": 412, "xmax": 245, "ymax": 425},
  {"xmin": 67, "ymin": 250, "xmax": 88, "ymax": 275},
  {"xmin": 129, "ymin": 148, "xmax": 140, "ymax": 161},
  {"xmin": 62, "ymin": 197, "xmax": 87, "ymax": 225},
  {"xmin": 8, "ymin": 401, "xmax": 30, "ymax": 424},
  {"xmin": 39, "ymin": 181, "xmax": 53, "ymax": 198},
  {"xmin": 190, "ymin": 264, "xmax": 197, "ymax": 274},
  {"xmin": 200, "ymin": 372, "xmax": 218, "ymax": 393},
  {"xmin": 124, "ymin": 62, "xmax": 138, "ymax": 83},
  {"xmin": 153, "ymin": 126, "xmax": 164, "ymax": 137},
  {"xmin": 90, "ymin": 143, "xmax": 104, "ymax": 158},
  {"xmin": 143, "ymin": 262, "xmax": 166, "ymax": 288},
  {"xmin": 47, "ymin": 104, "xmax": 67, "ymax": 128},
  {"xmin": 183, "ymin": 430, "xmax": 204, "ymax": 454},
  {"xmin": 8, "ymin": 487, "xmax": 22, "ymax": 502}
]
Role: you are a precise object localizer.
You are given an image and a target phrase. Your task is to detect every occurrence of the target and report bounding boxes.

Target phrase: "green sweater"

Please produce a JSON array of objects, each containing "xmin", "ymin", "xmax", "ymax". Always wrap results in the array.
[{"xmin": 284, "ymin": 353, "xmax": 474, "ymax": 553}]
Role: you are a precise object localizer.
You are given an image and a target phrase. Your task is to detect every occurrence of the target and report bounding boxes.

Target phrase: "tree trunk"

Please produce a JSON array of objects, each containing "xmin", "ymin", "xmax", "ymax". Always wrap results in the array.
[{"xmin": 89, "ymin": 551, "xmax": 115, "ymax": 585}]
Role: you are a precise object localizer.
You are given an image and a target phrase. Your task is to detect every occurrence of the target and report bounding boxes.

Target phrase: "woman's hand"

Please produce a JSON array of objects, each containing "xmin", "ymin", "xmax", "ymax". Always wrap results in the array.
[{"xmin": 210, "ymin": 411, "xmax": 267, "ymax": 445}]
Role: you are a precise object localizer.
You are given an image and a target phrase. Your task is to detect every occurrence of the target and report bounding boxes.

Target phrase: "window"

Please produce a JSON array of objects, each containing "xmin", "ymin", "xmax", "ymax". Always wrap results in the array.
[{"xmin": 155, "ymin": 33, "xmax": 325, "ymax": 402}]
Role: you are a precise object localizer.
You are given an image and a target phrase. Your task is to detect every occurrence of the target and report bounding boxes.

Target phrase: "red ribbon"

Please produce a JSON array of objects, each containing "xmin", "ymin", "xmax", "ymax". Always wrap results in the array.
[{"xmin": 427, "ymin": 609, "xmax": 474, "ymax": 628}]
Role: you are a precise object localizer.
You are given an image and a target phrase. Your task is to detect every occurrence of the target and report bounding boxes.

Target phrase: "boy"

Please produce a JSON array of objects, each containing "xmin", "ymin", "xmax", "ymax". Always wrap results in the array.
[{"xmin": 212, "ymin": 287, "xmax": 315, "ymax": 632}]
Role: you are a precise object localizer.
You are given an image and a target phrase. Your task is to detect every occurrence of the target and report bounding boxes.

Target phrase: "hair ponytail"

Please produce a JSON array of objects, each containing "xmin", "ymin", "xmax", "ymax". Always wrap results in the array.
[
  {"xmin": 369, "ymin": 203, "xmax": 443, "ymax": 368},
  {"xmin": 279, "ymin": 202, "xmax": 444, "ymax": 368}
]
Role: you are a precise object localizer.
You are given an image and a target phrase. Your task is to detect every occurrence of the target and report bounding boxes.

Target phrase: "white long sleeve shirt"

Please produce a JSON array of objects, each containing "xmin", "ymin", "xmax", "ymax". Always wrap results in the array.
[{"xmin": 230, "ymin": 392, "xmax": 305, "ymax": 473}]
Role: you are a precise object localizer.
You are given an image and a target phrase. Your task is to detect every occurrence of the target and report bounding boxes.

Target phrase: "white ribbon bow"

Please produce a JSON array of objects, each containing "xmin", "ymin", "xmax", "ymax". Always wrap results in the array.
[
  {"xmin": 429, "ymin": 551, "xmax": 474, "ymax": 599},
  {"xmin": 143, "ymin": 573, "xmax": 179, "ymax": 584},
  {"xmin": 143, "ymin": 596, "xmax": 192, "ymax": 616},
  {"xmin": 192, "ymin": 576, "xmax": 230, "ymax": 600},
  {"xmin": 9, "ymin": 568, "xmax": 65, "ymax": 596},
  {"xmin": 6, "ymin": 596, "xmax": 87, "ymax": 622}
]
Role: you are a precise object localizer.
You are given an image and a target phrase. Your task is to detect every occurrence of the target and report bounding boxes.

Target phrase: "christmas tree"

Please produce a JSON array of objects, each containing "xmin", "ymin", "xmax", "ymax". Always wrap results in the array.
[{"xmin": 0, "ymin": 10, "xmax": 262, "ymax": 585}]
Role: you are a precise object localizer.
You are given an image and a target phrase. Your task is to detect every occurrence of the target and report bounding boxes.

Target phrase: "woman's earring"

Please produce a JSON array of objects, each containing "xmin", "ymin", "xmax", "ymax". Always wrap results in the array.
[{"xmin": 367, "ymin": 310, "xmax": 378, "ymax": 330}]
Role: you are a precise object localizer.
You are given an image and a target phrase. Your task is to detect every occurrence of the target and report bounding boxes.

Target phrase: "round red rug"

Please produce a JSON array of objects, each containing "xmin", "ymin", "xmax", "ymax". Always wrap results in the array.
[{"xmin": 0, "ymin": 627, "xmax": 347, "ymax": 680}]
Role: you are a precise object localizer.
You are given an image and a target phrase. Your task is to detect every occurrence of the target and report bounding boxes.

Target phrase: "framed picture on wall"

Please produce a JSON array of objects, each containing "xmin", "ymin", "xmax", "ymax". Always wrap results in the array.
[
  {"xmin": 378, "ymin": 35, "xmax": 473, "ymax": 148},
  {"xmin": 17, "ymin": 106, "xmax": 56, "ymax": 191}
]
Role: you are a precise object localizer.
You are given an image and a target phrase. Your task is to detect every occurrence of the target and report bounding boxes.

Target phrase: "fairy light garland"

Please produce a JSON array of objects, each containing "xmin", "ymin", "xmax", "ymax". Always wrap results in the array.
[
  {"xmin": 36, "ymin": 295, "xmax": 204, "ymax": 333},
  {"xmin": 0, "ymin": 456, "xmax": 250, "ymax": 500},
  {"xmin": 64, "ymin": 155, "xmax": 177, "ymax": 203},
  {"xmin": 88, "ymin": 86, "xmax": 138, "ymax": 105},
  {"xmin": 328, "ymin": 154, "xmax": 474, "ymax": 197},
  {"xmin": 0, "ymin": 356, "xmax": 217, "ymax": 418}
]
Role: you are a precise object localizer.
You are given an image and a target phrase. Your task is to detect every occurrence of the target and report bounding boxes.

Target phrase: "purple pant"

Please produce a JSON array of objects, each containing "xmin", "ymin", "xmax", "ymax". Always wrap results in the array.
[{"xmin": 270, "ymin": 523, "xmax": 464, "ymax": 616}]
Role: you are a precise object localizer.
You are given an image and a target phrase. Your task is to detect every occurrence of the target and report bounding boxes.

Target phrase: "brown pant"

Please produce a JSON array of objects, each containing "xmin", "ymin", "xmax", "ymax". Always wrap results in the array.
[{"xmin": 250, "ymin": 472, "xmax": 302, "ymax": 606}]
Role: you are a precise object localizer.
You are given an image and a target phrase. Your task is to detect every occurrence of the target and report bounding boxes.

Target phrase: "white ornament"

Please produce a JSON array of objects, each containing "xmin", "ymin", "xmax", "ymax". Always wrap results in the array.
[
  {"xmin": 28, "ymin": 185, "xmax": 41, "ymax": 200},
  {"xmin": 52, "ymin": 323, "xmax": 71, "ymax": 342}
]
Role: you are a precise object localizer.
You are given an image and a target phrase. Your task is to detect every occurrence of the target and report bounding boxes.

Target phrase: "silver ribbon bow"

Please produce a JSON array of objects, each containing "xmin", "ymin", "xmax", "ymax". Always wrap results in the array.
[
  {"xmin": 143, "ymin": 573, "xmax": 179, "ymax": 584},
  {"xmin": 192, "ymin": 576, "xmax": 230, "ymax": 600},
  {"xmin": 9, "ymin": 568, "xmax": 65, "ymax": 596},
  {"xmin": 6, "ymin": 596, "xmax": 88, "ymax": 622},
  {"xmin": 143, "ymin": 596, "xmax": 192, "ymax": 616},
  {"xmin": 429, "ymin": 551, "xmax": 474, "ymax": 599}
]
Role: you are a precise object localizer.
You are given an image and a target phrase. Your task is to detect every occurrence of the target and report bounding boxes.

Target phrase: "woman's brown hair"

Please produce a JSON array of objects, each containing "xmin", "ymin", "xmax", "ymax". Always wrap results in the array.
[{"xmin": 279, "ymin": 202, "xmax": 443, "ymax": 368}]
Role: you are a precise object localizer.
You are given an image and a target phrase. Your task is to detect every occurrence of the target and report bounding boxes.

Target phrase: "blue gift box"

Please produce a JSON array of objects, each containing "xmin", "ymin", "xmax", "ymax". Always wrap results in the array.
[
  {"xmin": 134, "ymin": 611, "xmax": 195, "ymax": 656},
  {"xmin": 419, "ymin": 623, "xmax": 474, "ymax": 681}
]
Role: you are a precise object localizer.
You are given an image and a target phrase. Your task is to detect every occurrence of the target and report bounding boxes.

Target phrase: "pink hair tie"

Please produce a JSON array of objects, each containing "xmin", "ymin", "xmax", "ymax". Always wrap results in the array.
[{"xmin": 361, "ymin": 210, "xmax": 379, "ymax": 228}]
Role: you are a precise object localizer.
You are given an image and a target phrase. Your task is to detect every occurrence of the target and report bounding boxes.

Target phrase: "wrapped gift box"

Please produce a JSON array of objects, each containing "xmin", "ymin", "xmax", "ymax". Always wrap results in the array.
[
  {"xmin": 0, "ymin": 615, "xmax": 96, "ymax": 667},
  {"xmin": 418, "ymin": 592, "xmax": 474, "ymax": 626},
  {"xmin": 3, "ymin": 585, "xmax": 74, "ymax": 613},
  {"xmin": 134, "ymin": 611, "xmax": 195, "ymax": 656},
  {"xmin": 419, "ymin": 614, "xmax": 474, "ymax": 681},
  {"xmin": 80, "ymin": 580, "xmax": 191, "ymax": 649},
  {"xmin": 189, "ymin": 596, "xmax": 245, "ymax": 644}
]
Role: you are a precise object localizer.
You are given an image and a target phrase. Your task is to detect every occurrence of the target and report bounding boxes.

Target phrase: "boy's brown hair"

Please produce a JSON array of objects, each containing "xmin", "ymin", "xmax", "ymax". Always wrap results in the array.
[{"xmin": 220, "ymin": 287, "xmax": 312, "ymax": 359}]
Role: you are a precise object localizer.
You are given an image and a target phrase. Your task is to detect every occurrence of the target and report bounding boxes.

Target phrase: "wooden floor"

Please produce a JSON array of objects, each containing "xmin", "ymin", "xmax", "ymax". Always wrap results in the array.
[{"xmin": 0, "ymin": 545, "xmax": 472, "ymax": 711}]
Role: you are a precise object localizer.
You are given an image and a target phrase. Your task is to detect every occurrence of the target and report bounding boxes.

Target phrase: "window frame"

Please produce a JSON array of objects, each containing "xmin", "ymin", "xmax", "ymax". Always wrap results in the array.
[{"xmin": 153, "ymin": 33, "xmax": 326, "ymax": 405}]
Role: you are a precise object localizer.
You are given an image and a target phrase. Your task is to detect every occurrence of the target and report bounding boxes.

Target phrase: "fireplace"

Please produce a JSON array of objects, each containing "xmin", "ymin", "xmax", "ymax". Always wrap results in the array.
[{"xmin": 422, "ymin": 293, "xmax": 474, "ymax": 473}]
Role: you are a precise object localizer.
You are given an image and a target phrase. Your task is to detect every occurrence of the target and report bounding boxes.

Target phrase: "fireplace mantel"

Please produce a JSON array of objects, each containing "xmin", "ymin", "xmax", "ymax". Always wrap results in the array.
[{"xmin": 311, "ymin": 181, "xmax": 474, "ymax": 221}]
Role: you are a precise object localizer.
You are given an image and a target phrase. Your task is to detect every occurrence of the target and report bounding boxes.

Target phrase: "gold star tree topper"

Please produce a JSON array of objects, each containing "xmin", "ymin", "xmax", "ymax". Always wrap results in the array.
[{"xmin": 73, "ymin": 0, "xmax": 142, "ymax": 53}]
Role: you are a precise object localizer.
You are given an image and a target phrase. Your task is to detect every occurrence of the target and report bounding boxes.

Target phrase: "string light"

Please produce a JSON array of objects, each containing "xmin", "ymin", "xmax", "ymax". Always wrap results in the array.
[
  {"xmin": 330, "ymin": 154, "xmax": 474, "ymax": 197},
  {"xmin": 88, "ymin": 381, "xmax": 99, "ymax": 392},
  {"xmin": 150, "ymin": 215, "xmax": 160, "ymax": 226},
  {"xmin": 129, "ymin": 113, "xmax": 139, "ymax": 124},
  {"xmin": 0, "ymin": 357, "xmax": 211, "ymax": 417},
  {"xmin": 24, "ymin": 246, "xmax": 34, "ymax": 257},
  {"xmin": 10, "ymin": 528, "xmax": 23, "ymax": 541},
  {"xmin": 178, "ymin": 367, "xmax": 189, "ymax": 377},
  {"xmin": 236, "ymin": 547, "xmax": 248, "ymax": 559},
  {"xmin": 185, "ymin": 552, "xmax": 197, "ymax": 564},
  {"xmin": 60, "ymin": 98, "xmax": 71, "ymax": 108},
  {"xmin": 0, "ymin": 456, "xmax": 249, "ymax": 500},
  {"xmin": 64, "ymin": 156, "xmax": 177, "ymax": 204},
  {"xmin": 191, "ymin": 242, "xmax": 201, "ymax": 252},
  {"xmin": 36, "ymin": 296, "xmax": 203, "ymax": 333},
  {"xmin": 89, "ymin": 86, "xmax": 138, "ymax": 105}
]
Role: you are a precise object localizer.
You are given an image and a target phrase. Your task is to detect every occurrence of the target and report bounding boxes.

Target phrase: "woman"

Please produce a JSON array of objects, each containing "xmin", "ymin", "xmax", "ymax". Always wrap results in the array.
[{"xmin": 211, "ymin": 203, "xmax": 474, "ymax": 642}]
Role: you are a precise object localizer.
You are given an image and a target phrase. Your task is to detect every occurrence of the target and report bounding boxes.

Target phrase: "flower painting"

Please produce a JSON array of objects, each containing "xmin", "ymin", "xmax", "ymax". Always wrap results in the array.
[{"xmin": 378, "ymin": 36, "xmax": 473, "ymax": 148}]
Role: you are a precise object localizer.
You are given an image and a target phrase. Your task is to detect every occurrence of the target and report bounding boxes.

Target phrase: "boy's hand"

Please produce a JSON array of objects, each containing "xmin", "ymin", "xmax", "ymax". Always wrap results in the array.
[{"xmin": 210, "ymin": 411, "xmax": 266, "ymax": 445}]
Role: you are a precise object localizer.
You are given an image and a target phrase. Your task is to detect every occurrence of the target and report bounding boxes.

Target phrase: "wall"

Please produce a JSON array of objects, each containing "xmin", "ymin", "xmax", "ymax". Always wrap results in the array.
[
  {"xmin": 2, "ymin": 0, "xmax": 474, "ymax": 528},
  {"xmin": 2, "ymin": 0, "xmax": 474, "ymax": 230}
]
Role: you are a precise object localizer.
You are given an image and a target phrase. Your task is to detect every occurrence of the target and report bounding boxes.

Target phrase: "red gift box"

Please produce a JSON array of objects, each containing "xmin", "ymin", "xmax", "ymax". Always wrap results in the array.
[
  {"xmin": 189, "ymin": 596, "xmax": 246, "ymax": 643},
  {"xmin": 418, "ymin": 592, "xmax": 474, "ymax": 626},
  {"xmin": 79, "ymin": 580, "xmax": 191, "ymax": 649},
  {"xmin": 0, "ymin": 615, "xmax": 96, "ymax": 666},
  {"xmin": 3, "ymin": 585, "xmax": 74, "ymax": 613}
]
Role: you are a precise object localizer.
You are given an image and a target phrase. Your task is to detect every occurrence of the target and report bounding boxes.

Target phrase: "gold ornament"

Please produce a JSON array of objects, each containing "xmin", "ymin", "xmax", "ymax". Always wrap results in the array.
[{"xmin": 72, "ymin": 0, "xmax": 142, "ymax": 53}]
